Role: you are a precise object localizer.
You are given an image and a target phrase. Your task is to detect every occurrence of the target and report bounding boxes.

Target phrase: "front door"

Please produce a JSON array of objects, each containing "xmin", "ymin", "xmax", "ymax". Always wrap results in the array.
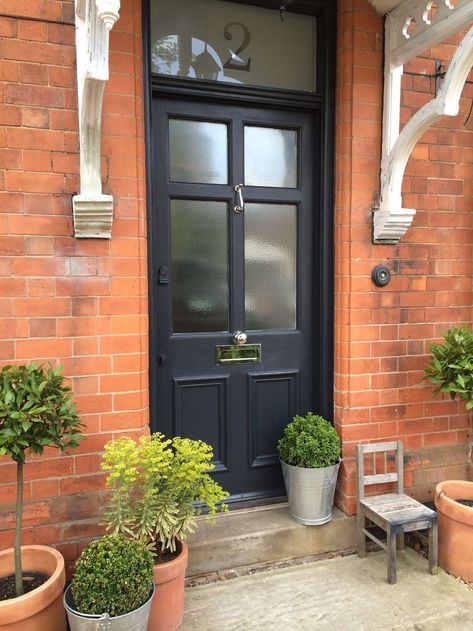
[{"xmin": 151, "ymin": 97, "xmax": 319, "ymax": 500}]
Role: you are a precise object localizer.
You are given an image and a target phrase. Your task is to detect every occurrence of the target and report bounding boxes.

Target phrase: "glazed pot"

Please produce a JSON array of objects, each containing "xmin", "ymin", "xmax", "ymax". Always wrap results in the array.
[
  {"xmin": 148, "ymin": 542, "xmax": 188, "ymax": 631},
  {"xmin": 435, "ymin": 480, "xmax": 473, "ymax": 582},
  {"xmin": 281, "ymin": 460, "xmax": 340, "ymax": 525},
  {"xmin": 0, "ymin": 545, "xmax": 66, "ymax": 631}
]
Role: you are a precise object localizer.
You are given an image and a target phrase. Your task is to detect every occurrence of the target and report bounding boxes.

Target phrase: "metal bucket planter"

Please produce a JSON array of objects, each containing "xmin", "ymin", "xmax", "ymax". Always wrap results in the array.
[
  {"xmin": 64, "ymin": 584, "xmax": 154, "ymax": 631},
  {"xmin": 281, "ymin": 460, "xmax": 340, "ymax": 525}
]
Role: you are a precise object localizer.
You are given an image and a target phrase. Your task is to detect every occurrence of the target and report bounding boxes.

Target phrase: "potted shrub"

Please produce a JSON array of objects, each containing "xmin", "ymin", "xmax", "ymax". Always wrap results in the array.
[
  {"xmin": 101, "ymin": 433, "xmax": 229, "ymax": 631},
  {"xmin": 0, "ymin": 364, "xmax": 82, "ymax": 631},
  {"xmin": 278, "ymin": 412, "xmax": 341, "ymax": 525},
  {"xmin": 64, "ymin": 534, "xmax": 154, "ymax": 630},
  {"xmin": 425, "ymin": 326, "xmax": 473, "ymax": 581}
]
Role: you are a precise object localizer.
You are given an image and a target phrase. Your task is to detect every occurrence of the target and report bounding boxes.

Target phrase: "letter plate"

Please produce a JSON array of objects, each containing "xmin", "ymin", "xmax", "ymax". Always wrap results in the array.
[{"xmin": 216, "ymin": 344, "xmax": 261, "ymax": 365}]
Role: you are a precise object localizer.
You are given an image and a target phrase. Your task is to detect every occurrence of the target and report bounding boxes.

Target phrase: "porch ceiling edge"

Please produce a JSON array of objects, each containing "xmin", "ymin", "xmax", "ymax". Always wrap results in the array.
[
  {"xmin": 373, "ymin": 0, "xmax": 473, "ymax": 244},
  {"xmin": 73, "ymin": 0, "xmax": 121, "ymax": 239}
]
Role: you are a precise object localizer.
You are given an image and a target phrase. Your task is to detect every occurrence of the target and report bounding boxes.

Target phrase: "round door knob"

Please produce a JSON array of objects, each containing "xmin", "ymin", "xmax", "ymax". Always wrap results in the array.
[{"xmin": 232, "ymin": 331, "xmax": 247, "ymax": 345}]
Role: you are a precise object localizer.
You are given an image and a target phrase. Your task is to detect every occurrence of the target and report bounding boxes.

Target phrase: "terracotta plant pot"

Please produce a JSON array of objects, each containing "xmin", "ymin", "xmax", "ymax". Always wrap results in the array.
[
  {"xmin": 148, "ymin": 542, "xmax": 188, "ymax": 631},
  {"xmin": 435, "ymin": 480, "xmax": 473, "ymax": 582},
  {"xmin": 0, "ymin": 545, "xmax": 66, "ymax": 631}
]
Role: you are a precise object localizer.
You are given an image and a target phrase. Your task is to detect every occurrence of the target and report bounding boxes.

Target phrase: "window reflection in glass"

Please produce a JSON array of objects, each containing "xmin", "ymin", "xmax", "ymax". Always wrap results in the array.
[
  {"xmin": 245, "ymin": 126, "xmax": 297, "ymax": 188},
  {"xmin": 169, "ymin": 119, "xmax": 228, "ymax": 184},
  {"xmin": 245, "ymin": 203, "xmax": 297, "ymax": 330},
  {"xmin": 171, "ymin": 200, "xmax": 229, "ymax": 333}
]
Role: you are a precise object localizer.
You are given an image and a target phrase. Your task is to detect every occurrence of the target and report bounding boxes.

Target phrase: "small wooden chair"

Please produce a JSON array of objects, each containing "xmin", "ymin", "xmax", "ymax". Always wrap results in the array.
[{"xmin": 356, "ymin": 441, "xmax": 438, "ymax": 584}]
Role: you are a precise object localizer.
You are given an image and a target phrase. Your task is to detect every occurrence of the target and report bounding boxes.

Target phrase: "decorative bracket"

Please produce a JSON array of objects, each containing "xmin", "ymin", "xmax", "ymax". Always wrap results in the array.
[
  {"xmin": 73, "ymin": 0, "xmax": 121, "ymax": 238},
  {"xmin": 373, "ymin": 0, "xmax": 473, "ymax": 243}
]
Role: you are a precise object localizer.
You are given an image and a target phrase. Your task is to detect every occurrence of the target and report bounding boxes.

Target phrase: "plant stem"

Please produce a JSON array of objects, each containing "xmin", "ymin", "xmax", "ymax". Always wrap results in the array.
[{"xmin": 15, "ymin": 460, "xmax": 24, "ymax": 597}]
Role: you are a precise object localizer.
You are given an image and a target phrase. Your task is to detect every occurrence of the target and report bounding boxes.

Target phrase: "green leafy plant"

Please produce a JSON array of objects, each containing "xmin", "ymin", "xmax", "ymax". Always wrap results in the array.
[
  {"xmin": 72, "ymin": 534, "xmax": 153, "ymax": 617},
  {"xmin": 278, "ymin": 412, "xmax": 341, "ymax": 468},
  {"xmin": 424, "ymin": 326, "xmax": 473, "ymax": 409},
  {"xmin": 101, "ymin": 434, "xmax": 229, "ymax": 559},
  {"xmin": 0, "ymin": 364, "xmax": 82, "ymax": 597}
]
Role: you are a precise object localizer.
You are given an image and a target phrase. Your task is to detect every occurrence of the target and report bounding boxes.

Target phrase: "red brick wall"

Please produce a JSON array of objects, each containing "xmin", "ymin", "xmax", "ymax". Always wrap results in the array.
[
  {"xmin": 0, "ymin": 0, "xmax": 148, "ymax": 570},
  {"xmin": 335, "ymin": 0, "xmax": 472, "ymax": 515}
]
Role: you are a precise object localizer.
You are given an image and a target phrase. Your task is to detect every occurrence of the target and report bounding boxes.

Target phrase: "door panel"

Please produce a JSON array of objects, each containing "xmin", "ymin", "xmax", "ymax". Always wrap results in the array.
[{"xmin": 152, "ymin": 97, "xmax": 318, "ymax": 500}]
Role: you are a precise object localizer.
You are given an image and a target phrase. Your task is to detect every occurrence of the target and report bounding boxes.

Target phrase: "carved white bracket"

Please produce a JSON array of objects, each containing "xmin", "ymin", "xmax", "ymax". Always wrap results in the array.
[
  {"xmin": 373, "ymin": 0, "xmax": 473, "ymax": 243},
  {"xmin": 73, "ymin": 0, "xmax": 120, "ymax": 238}
]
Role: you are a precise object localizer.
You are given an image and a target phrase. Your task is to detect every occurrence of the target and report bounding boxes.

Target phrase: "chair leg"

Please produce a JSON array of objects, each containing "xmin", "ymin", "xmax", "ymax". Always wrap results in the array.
[
  {"xmin": 357, "ymin": 509, "xmax": 366, "ymax": 558},
  {"xmin": 429, "ymin": 519, "xmax": 438, "ymax": 575},
  {"xmin": 387, "ymin": 526, "xmax": 397, "ymax": 584},
  {"xmin": 397, "ymin": 532, "xmax": 405, "ymax": 550}
]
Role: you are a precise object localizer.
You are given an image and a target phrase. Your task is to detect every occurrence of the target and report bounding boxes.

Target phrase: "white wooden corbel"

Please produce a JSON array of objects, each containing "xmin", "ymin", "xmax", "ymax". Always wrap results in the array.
[
  {"xmin": 373, "ymin": 0, "xmax": 473, "ymax": 243},
  {"xmin": 73, "ymin": 0, "xmax": 120, "ymax": 238}
]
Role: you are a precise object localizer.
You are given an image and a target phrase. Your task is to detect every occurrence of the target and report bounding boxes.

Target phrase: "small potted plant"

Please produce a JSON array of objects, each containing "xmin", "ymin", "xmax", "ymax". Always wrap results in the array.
[
  {"xmin": 0, "ymin": 363, "xmax": 82, "ymax": 631},
  {"xmin": 64, "ymin": 534, "xmax": 154, "ymax": 630},
  {"xmin": 425, "ymin": 326, "xmax": 473, "ymax": 581},
  {"xmin": 278, "ymin": 412, "xmax": 341, "ymax": 525},
  {"xmin": 101, "ymin": 433, "xmax": 229, "ymax": 631}
]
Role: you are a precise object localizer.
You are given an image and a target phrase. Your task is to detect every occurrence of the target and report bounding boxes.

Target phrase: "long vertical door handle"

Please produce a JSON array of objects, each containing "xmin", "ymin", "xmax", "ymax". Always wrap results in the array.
[{"xmin": 234, "ymin": 184, "xmax": 244, "ymax": 213}]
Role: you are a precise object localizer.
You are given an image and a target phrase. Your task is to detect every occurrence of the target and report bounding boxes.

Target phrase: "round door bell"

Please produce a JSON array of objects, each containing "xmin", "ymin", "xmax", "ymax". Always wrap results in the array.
[{"xmin": 371, "ymin": 264, "xmax": 391, "ymax": 287}]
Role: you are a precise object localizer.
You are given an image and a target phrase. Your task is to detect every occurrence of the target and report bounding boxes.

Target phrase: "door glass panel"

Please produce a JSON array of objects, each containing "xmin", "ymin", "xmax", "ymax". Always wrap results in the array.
[
  {"xmin": 150, "ymin": 0, "xmax": 317, "ymax": 93},
  {"xmin": 244, "ymin": 126, "xmax": 297, "ymax": 188},
  {"xmin": 171, "ymin": 200, "xmax": 228, "ymax": 332},
  {"xmin": 245, "ymin": 203, "xmax": 297, "ymax": 330},
  {"xmin": 169, "ymin": 119, "xmax": 228, "ymax": 184}
]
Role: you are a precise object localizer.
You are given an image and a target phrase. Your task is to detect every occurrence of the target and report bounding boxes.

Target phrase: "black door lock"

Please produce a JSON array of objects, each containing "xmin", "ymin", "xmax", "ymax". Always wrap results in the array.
[{"xmin": 158, "ymin": 266, "xmax": 169, "ymax": 284}]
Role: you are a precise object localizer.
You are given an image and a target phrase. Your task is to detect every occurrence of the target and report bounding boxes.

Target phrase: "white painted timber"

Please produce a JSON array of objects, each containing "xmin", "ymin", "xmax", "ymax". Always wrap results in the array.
[
  {"xmin": 374, "ymin": 0, "xmax": 473, "ymax": 243},
  {"xmin": 73, "ymin": 0, "xmax": 120, "ymax": 238},
  {"xmin": 389, "ymin": 0, "xmax": 473, "ymax": 68},
  {"xmin": 368, "ymin": 0, "xmax": 401, "ymax": 15}
]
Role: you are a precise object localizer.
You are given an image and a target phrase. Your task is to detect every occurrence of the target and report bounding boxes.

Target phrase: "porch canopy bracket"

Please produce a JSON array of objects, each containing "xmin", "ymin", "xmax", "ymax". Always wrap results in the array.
[
  {"xmin": 73, "ymin": 0, "xmax": 121, "ymax": 238},
  {"xmin": 372, "ymin": 0, "xmax": 473, "ymax": 243}
]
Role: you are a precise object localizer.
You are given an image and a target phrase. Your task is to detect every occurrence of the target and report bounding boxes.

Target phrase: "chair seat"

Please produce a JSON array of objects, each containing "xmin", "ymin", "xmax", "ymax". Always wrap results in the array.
[{"xmin": 361, "ymin": 492, "xmax": 436, "ymax": 527}]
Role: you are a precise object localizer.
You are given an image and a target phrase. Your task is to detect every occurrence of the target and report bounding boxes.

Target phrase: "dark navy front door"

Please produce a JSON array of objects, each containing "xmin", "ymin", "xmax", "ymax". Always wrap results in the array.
[{"xmin": 151, "ymin": 97, "xmax": 319, "ymax": 501}]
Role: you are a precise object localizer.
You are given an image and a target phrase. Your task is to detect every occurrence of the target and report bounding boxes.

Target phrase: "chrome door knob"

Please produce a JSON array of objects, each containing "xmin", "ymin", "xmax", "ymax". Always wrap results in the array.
[{"xmin": 232, "ymin": 331, "xmax": 247, "ymax": 345}]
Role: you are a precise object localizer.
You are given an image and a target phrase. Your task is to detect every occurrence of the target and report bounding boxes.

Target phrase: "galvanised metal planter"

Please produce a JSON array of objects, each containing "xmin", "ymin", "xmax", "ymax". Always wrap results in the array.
[
  {"xmin": 281, "ymin": 460, "xmax": 340, "ymax": 525},
  {"xmin": 64, "ymin": 584, "xmax": 155, "ymax": 631}
]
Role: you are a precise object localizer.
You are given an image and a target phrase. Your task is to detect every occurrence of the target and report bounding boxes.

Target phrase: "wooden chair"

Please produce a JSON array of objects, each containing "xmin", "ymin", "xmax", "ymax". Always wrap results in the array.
[{"xmin": 356, "ymin": 441, "xmax": 438, "ymax": 584}]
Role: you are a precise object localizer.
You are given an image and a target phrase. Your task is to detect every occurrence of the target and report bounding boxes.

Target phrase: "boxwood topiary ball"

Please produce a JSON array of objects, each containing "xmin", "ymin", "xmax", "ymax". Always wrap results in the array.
[
  {"xmin": 278, "ymin": 413, "xmax": 341, "ymax": 469},
  {"xmin": 72, "ymin": 534, "xmax": 154, "ymax": 617}
]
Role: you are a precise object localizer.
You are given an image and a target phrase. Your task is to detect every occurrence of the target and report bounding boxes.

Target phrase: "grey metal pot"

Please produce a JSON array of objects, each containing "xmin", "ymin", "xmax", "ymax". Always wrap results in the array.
[
  {"xmin": 281, "ymin": 460, "xmax": 340, "ymax": 525},
  {"xmin": 64, "ymin": 583, "xmax": 155, "ymax": 631}
]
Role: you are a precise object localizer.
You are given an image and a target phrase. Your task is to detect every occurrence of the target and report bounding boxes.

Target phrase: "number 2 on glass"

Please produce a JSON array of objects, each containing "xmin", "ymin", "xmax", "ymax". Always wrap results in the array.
[{"xmin": 223, "ymin": 22, "xmax": 252, "ymax": 72}]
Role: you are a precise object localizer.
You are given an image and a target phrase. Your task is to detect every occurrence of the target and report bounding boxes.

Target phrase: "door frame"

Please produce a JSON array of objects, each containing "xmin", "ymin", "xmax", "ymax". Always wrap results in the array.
[{"xmin": 143, "ymin": 0, "xmax": 337, "ymax": 434}]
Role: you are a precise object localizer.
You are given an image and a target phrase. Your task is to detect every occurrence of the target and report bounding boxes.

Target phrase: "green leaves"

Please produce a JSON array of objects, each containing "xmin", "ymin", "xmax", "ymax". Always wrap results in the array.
[
  {"xmin": 425, "ymin": 326, "xmax": 473, "ymax": 408},
  {"xmin": 72, "ymin": 535, "xmax": 153, "ymax": 617},
  {"xmin": 101, "ymin": 434, "xmax": 229, "ymax": 555},
  {"xmin": 278, "ymin": 413, "xmax": 341, "ymax": 469},
  {"xmin": 0, "ymin": 363, "xmax": 83, "ymax": 464}
]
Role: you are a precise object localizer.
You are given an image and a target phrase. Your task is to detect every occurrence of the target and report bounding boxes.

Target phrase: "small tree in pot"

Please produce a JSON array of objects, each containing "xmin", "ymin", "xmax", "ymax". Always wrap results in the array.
[
  {"xmin": 425, "ymin": 326, "xmax": 473, "ymax": 581},
  {"xmin": 0, "ymin": 364, "xmax": 82, "ymax": 598},
  {"xmin": 278, "ymin": 413, "xmax": 341, "ymax": 525},
  {"xmin": 424, "ymin": 325, "xmax": 473, "ymax": 408}
]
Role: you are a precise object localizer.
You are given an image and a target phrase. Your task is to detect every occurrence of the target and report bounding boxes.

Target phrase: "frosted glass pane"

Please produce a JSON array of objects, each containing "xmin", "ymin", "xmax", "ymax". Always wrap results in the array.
[
  {"xmin": 245, "ymin": 204, "xmax": 296, "ymax": 330},
  {"xmin": 171, "ymin": 200, "xmax": 228, "ymax": 332},
  {"xmin": 169, "ymin": 119, "xmax": 228, "ymax": 184},
  {"xmin": 150, "ymin": 0, "xmax": 317, "ymax": 92},
  {"xmin": 245, "ymin": 127, "xmax": 297, "ymax": 188}
]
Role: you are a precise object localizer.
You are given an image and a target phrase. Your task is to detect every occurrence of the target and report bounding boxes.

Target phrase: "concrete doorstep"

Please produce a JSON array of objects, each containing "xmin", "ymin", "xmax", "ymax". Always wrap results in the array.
[{"xmin": 182, "ymin": 548, "xmax": 473, "ymax": 631}]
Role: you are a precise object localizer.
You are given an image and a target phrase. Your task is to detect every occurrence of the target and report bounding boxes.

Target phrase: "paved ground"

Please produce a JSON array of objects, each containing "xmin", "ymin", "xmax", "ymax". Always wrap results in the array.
[{"xmin": 182, "ymin": 549, "xmax": 473, "ymax": 630}]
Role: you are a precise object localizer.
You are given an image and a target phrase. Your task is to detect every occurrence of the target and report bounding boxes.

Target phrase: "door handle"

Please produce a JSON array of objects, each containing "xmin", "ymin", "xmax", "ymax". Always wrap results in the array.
[{"xmin": 234, "ymin": 184, "xmax": 244, "ymax": 213}]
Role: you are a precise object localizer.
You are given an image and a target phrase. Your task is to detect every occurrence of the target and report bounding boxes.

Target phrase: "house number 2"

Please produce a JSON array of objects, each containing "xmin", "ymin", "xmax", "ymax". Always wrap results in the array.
[{"xmin": 223, "ymin": 22, "xmax": 252, "ymax": 72}]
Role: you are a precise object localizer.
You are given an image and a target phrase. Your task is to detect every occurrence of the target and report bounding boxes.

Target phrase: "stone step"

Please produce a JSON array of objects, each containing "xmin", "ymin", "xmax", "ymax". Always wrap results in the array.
[{"xmin": 186, "ymin": 503, "xmax": 356, "ymax": 578}]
